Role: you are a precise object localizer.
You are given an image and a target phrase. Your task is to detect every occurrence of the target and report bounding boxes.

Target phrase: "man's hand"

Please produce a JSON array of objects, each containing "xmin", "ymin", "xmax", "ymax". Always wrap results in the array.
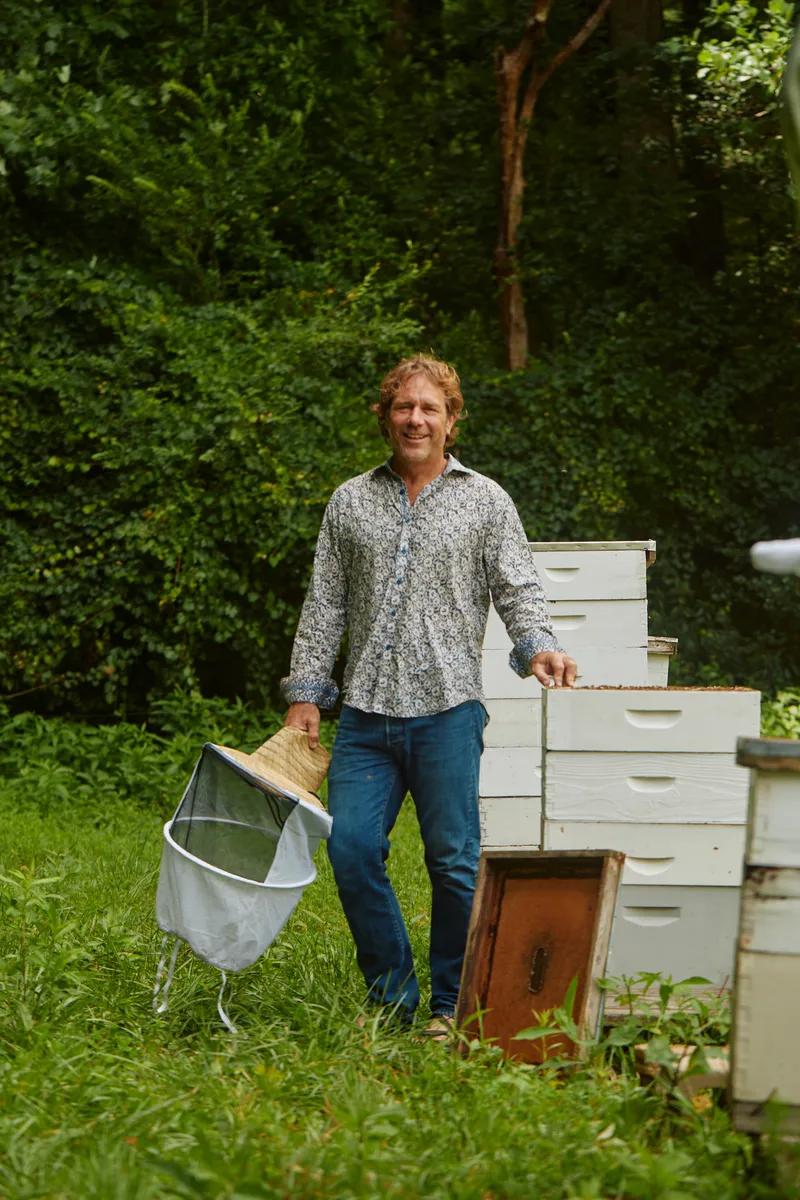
[
  {"xmin": 285, "ymin": 702, "xmax": 321, "ymax": 749},
  {"xmin": 530, "ymin": 650, "xmax": 578, "ymax": 689}
]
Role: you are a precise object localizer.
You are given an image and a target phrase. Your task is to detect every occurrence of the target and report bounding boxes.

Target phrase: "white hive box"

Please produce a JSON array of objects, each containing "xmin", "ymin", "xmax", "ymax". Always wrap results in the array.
[
  {"xmin": 731, "ymin": 737, "xmax": 800, "ymax": 1134},
  {"xmin": 543, "ymin": 688, "xmax": 760, "ymax": 985},
  {"xmin": 647, "ymin": 636, "xmax": 678, "ymax": 686},
  {"xmin": 479, "ymin": 796, "xmax": 541, "ymax": 850},
  {"xmin": 483, "ymin": 698, "xmax": 541, "ymax": 748},
  {"xmin": 479, "ymin": 542, "xmax": 655, "ymax": 851},
  {"xmin": 543, "ymin": 822, "xmax": 745, "ymax": 887},
  {"xmin": 606, "ymin": 884, "xmax": 740, "ymax": 984},
  {"xmin": 544, "ymin": 687, "xmax": 761, "ymax": 754},
  {"xmin": 543, "ymin": 751, "xmax": 749, "ymax": 824}
]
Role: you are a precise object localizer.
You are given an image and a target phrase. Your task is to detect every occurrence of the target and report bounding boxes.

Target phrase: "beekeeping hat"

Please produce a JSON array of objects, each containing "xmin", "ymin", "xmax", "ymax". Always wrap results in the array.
[{"xmin": 215, "ymin": 726, "xmax": 330, "ymax": 811}]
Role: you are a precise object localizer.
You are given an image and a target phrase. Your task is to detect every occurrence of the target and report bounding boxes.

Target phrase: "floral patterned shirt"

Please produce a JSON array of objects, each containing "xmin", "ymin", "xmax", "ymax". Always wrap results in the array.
[{"xmin": 281, "ymin": 456, "xmax": 562, "ymax": 718}]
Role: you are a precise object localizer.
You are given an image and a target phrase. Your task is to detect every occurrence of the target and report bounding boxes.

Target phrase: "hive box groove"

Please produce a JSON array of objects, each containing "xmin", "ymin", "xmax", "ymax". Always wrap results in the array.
[
  {"xmin": 543, "ymin": 751, "xmax": 748, "ymax": 824},
  {"xmin": 542, "ymin": 821, "xmax": 745, "ymax": 887}
]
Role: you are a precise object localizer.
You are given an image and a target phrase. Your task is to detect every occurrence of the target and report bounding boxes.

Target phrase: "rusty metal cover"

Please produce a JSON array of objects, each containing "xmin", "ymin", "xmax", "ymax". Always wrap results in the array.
[{"xmin": 456, "ymin": 850, "xmax": 624, "ymax": 1062}]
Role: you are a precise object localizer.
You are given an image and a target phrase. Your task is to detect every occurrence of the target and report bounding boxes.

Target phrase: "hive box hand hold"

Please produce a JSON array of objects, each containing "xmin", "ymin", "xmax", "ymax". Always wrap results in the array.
[
  {"xmin": 543, "ymin": 687, "xmax": 761, "ymax": 754},
  {"xmin": 456, "ymin": 850, "xmax": 623, "ymax": 1063}
]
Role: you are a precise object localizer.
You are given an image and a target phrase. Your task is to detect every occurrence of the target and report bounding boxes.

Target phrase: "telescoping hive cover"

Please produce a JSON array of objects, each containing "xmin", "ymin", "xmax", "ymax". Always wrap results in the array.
[{"xmin": 154, "ymin": 739, "xmax": 332, "ymax": 1024}]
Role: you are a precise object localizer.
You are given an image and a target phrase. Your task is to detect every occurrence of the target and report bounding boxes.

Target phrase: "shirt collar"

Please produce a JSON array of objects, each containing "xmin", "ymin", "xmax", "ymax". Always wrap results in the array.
[{"xmin": 371, "ymin": 454, "xmax": 472, "ymax": 481}]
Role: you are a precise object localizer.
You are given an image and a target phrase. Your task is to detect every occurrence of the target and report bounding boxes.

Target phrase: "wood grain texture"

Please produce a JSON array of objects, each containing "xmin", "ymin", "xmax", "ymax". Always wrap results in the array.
[
  {"xmin": 456, "ymin": 851, "xmax": 622, "ymax": 1062},
  {"xmin": 738, "ymin": 867, "xmax": 800, "ymax": 954},
  {"xmin": 732, "ymin": 951, "xmax": 800, "ymax": 1110},
  {"xmin": 737, "ymin": 735, "xmax": 800, "ymax": 772},
  {"xmin": 545, "ymin": 687, "xmax": 761, "ymax": 752},
  {"xmin": 746, "ymin": 772, "xmax": 800, "ymax": 867},
  {"xmin": 542, "ymin": 820, "xmax": 746, "ymax": 886},
  {"xmin": 479, "ymin": 795, "xmax": 541, "ymax": 848},
  {"xmin": 543, "ymin": 751, "xmax": 749, "ymax": 823}
]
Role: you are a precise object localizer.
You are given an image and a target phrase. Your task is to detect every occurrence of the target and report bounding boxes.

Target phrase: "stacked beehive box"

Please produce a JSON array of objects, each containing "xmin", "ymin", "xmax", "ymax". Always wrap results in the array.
[
  {"xmin": 479, "ymin": 541, "xmax": 654, "ymax": 850},
  {"xmin": 542, "ymin": 688, "xmax": 760, "ymax": 985},
  {"xmin": 730, "ymin": 736, "xmax": 800, "ymax": 1134}
]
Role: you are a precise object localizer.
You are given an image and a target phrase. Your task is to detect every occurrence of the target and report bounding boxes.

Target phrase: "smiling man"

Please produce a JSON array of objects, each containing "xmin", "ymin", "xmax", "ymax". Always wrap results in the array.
[{"xmin": 281, "ymin": 354, "xmax": 576, "ymax": 1035}]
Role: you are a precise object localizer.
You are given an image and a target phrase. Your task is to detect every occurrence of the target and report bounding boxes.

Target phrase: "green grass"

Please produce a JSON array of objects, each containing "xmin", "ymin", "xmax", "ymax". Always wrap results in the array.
[{"xmin": 0, "ymin": 703, "xmax": 798, "ymax": 1199}]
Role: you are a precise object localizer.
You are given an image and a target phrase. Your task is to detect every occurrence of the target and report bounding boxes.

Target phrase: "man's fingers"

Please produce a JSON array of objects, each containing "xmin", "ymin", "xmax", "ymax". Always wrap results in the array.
[
  {"xmin": 284, "ymin": 703, "xmax": 321, "ymax": 748},
  {"xmin": 530, "ymin": 651, "xmax": 579, "ymax": 689},
  {"xmin": 531, "ymin": 660, "xmax": 554, "ymax": 687}
]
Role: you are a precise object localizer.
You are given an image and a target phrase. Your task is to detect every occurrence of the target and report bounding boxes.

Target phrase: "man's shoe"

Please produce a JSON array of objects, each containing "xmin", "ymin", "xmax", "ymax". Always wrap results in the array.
[{"xmin": 419, "ymin": 1014, "xmax": 455, "ymax": 1042}]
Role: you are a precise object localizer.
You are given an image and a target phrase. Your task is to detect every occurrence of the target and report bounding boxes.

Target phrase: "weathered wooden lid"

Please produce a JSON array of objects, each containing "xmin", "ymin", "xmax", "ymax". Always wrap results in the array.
[
  {"xmin": 528, "ymin": 540, "xmax": 657, "ymax": 566},
  {"xmin": 648, "ymin": 636, "xmax": 678, "ymax": 657},
  {"xmin": 737, "ymin": 736, "xmax": 800, "ymax": 772}
]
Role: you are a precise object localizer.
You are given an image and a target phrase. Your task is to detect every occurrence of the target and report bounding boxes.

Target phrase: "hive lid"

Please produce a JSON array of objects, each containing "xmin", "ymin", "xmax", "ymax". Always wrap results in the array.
[{"xmin": 529, "ymin": 540, "xmax": 657, "ymax": 565}]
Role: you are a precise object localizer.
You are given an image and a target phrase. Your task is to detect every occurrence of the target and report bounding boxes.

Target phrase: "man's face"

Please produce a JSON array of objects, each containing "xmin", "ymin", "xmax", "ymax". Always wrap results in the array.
[{"xmin": 387, "ymin": 374, "xmax": 454, "ymax": 472}]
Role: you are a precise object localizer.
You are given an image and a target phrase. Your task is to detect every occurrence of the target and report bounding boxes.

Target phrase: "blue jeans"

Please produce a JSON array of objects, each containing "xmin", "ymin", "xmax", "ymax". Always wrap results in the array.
[{"xmin": 327, "ymin": 701, "xmax": 485, "ymax": 1019}]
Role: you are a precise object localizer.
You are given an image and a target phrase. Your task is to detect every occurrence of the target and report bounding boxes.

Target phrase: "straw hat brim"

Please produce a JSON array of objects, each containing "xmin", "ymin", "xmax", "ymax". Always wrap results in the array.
[{"xmin": 215, "ymin": 744, "xmax": 327, "ymax": 812}]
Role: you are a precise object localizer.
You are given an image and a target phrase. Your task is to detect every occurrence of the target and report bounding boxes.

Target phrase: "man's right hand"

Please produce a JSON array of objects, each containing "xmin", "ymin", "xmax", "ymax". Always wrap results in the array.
[{"xmin": 285, "ymin": 702, "xmax": 321, "ymax": 749}]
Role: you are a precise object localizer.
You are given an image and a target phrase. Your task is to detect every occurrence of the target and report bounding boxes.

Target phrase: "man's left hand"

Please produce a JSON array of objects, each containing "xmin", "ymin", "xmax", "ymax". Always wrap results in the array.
[{"xmin": 530, "ymin": 650, "xmax": 577, "ymax": 689}]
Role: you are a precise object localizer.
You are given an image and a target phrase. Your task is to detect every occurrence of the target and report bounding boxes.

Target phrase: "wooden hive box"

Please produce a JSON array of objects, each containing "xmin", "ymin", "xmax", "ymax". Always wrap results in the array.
[
  {"xmin": 456, "ymin": 849, "xmax": 623, "ymax": 1062},
  {"xmin": 730, "ymin": 737, "xmax": 800, "ymax": 1135}
]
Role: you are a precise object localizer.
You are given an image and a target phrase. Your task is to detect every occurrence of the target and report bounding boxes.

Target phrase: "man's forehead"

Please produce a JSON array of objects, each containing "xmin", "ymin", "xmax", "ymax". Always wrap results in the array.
[{"xmin": 392, "ymin": 373, "xmax": 446, "ymax": 403}]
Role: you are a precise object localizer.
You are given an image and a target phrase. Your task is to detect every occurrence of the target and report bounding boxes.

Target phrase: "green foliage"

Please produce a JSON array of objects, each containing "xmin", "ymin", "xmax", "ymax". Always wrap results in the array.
[
  {"xmin": 0, "ymin": 693, "xmax": 285, "ymax": 822},
  {"xmin": 761, "ymin": 688, "xmax": 800, "ymax": 736},
  {"xmin": 1, "ymin": 0, "xmax": 800, "ymax": 715},
  {"xmin": 2, "ymin": 752, "xmax": 798, "ymax": 1199}
]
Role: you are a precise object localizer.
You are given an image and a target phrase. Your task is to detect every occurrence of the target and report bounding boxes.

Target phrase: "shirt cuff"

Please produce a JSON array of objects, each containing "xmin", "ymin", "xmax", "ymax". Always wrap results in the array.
[
  {"xmin": 509, "ymin": 632, "xmax": 564, "ymax": 678},
  {"xmin": 281, "ymin": 676, "xmax": 340, "ymax": 709}
]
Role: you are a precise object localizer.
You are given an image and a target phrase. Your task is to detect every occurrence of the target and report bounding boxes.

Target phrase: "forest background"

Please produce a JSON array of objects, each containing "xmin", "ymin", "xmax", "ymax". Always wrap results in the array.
[{"xmin": 2, "ymin": 0, "xmax": 799, "ymax": 722}]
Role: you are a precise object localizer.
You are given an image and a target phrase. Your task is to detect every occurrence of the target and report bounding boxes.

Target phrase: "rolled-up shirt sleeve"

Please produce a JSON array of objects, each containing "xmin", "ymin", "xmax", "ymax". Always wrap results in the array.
[
  {"xmin": 484, "ymin": 490, "xmax": 563, "ymax": 678},
  {"xmin": 280, "ymin": 495, "xmax": 349, "ymax": 709}
]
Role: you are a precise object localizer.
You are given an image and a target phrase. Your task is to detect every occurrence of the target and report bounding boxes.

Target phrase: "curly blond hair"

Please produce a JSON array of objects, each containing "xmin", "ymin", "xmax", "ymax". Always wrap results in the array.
[{"xmin": 373, "ymin": 354, "xmax": 465, "ymax": 448}]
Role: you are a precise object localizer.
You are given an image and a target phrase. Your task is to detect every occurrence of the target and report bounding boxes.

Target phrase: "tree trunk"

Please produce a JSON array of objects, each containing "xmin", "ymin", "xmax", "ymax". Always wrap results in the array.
[{"xmin": 495, "ymin": 0, "xmax": 612, "ymax": 371}]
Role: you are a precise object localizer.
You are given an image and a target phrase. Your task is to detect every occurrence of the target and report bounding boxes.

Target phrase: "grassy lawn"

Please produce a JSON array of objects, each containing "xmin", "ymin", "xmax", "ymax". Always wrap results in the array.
[{"xmin": 0, "ymin": 707, "xmax": 797, "ymax": 1199}]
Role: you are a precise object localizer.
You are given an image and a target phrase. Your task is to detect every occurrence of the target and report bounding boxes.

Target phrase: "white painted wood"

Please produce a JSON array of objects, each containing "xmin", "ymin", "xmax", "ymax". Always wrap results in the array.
[
  {"xmin": 544, "ymin": 688, "xmax": 761, "ymax": 753},
  {"xmin": 542, "ymin": 821, "xmax": 746, "ymax": 887},
  {"xmin": 483, "ymin": 698, "xmax": 541, "ymax": 748},
  {"xmin": 738, "ymin": 868, "xmax": 800, "ymax": 955},
  {"xmin": 527, "ymin": 550, "xmax": 647, "ymax": 601},
  {"xmin": 480, "ymin": 747, "xmax": 541, "ymax": 797},
  {"xmin": 529, "ymin": 540, "xmax": 656, "ymax": 556},
  {"xmin": 481, "ymin": 647, "xmax": 649, "ymax": 697},
  {"xmin": 746, "ymin": 772, "xmax": 800, "ymax": 867},
  {"xmin": 544, "ymin": 751, "xmax": 749, "ymax": 824},
  {"xmin": 479, "ymin": 795, "xmax": 541, "ymax": 848},
  {"xmin": 648, "ymin": 637, "xmax": 678, "ymax": 657},
  {"xmin": 482, "ymin": 649, "xmax": 542, "ymax": 699},
  {"xmin": 607, "ymin": 885, "xmax": 740, "ymax": 985},
  {"xmin": 732, "ymin": 951, "xmax": 800, "ymax": 1106},
  {"xmin": 647, "ymin": 653, "xmax": 670, "ymax": 687},
  {"xmin": 484, "ymin": 599, "xmax": 648, "ymax": 651}
]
